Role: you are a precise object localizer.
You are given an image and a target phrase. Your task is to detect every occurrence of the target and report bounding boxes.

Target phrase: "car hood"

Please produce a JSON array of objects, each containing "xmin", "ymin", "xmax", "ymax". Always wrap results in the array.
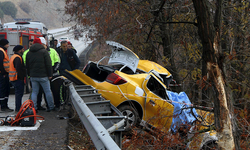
[
  {"xmin": 106, "ymin": 41, "xmax": 139, "ymax": 73},
  {"xmin": 137, "ymin": 60, "xmax": 172, "ymax": 77}
]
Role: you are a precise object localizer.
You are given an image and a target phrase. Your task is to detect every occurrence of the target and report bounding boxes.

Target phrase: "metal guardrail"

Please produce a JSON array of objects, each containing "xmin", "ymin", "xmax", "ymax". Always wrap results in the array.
[
  {"xmin": 48, "ymin": 28, "xmax": 74, "ymax": 40},
  {"xmin": 53, "ymin": 30, "xmax": 73, "ymax": 38},
  {"xmin": 69, "ymin": 83, "xmax": 123, "ymax": 150}
]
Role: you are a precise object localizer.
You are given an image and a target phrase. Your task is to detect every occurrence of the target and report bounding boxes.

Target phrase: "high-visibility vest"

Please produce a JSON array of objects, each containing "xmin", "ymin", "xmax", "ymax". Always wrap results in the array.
[
  {"xmin": 0, "ymin": 48, "xmax": 10, "ymax": 73},
  {"xmin": 49, "ymin": 48, "xmax": 60, "ymax": 66},
  {"xmin": 23, "ymin": 48, "xmax": 60, "ymax": 66},
  {"xmin": 9, "ymin": 54, "xmax": 22, "ymax": 81},
  {"xmin": 22, "ymin": 49, "xmax": 29, "ymax": 65}
]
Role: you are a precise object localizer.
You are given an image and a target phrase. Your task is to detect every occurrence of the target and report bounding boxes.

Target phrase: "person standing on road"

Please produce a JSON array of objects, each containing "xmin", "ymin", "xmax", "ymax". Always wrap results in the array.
[
  {"xmin": 0, "ymin": 39, "xmax": 9, "ymax": 53},
  {"xmin": 26, "ymin": 38, "xmax": 55, "ymax": 112},
  {"xmin": 0, "ymin": 39, "xmax": 13, "ymax": 112},
  {"xmin": 57, "ymin": 40, "xmax": 80, "ymax": 75},
  {"xmin": 40, "ymin": 37, "xmax": 61, "ymax": 77},
  {"xmin": 23, "ymin": 39, "xmax": 34, "ymax": 63},
  {"xmin": 9, "ymin": 45, "xmax": 26, "ymax": 112},
  {"xmin": 23, "ymin": 39, "xmax": 34, "ymax": 94},
  {"xmin": 36, "ymin": 37, "xmax": 61, "ymax": 111}
]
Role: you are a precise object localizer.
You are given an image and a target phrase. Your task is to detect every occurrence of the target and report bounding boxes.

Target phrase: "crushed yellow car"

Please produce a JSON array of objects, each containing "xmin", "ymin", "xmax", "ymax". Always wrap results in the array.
[{"xmin": 64, "ymin": 41, "xmax": 217, "ymax": 149}]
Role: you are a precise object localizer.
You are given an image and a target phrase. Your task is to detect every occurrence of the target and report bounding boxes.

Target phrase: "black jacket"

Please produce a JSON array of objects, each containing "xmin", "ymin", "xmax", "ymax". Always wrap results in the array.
[
  {"xmin": 26, "ymin": 43, "xmax": 52, "ymax": 77},
  {"xmin": 57, "ymin": 48, "xmax": 80, "ymax": 71}
]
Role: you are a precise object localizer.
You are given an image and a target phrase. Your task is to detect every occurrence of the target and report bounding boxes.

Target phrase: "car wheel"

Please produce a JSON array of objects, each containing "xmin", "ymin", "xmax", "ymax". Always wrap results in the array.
[{"xmin": 118, "ymin": 105, "xmax": 140, "ymax": 130}]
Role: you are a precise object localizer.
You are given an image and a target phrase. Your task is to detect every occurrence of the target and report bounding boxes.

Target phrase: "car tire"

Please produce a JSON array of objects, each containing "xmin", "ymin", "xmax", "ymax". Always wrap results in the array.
[{"xmin": 118, "ymin": 105, "xmax": 140, "ymax": 131}]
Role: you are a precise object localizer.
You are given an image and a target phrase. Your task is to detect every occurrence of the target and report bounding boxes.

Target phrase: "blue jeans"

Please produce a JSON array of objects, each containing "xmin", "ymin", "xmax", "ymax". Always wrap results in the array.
[
  {"xmin": 11, "ymin": 80, "xmax": 24, "ymax": 111},
  {"xmin": 30, "ymin": 77, "xmax": 54, "ymax": 110},
  {"xmin": 0, "ymin": 74, "xmax": 10, "ymax": 109}
]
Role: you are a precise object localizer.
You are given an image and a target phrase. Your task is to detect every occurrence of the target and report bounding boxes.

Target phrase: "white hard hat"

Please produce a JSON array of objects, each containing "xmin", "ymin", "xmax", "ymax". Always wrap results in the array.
[{"xmin": 39, "ymin": 37, "xmax": 47, "ymax": 45}]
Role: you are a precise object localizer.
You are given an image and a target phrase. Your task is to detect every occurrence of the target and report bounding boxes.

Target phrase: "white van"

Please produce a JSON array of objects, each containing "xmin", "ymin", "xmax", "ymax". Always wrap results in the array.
[{"xmin": 3, "ymin": 21, "xmax": 48, "ymax": 35}]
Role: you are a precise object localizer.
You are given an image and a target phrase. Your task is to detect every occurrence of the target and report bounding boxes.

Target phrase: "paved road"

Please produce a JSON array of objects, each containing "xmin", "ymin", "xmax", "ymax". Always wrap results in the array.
[
  {"xmin": 0, "ymin": 93, "xmax": 69, "ymax": 150},
  {"xmin": 0, "ymin": 28, "xmax": 91, "ymax": 150}
]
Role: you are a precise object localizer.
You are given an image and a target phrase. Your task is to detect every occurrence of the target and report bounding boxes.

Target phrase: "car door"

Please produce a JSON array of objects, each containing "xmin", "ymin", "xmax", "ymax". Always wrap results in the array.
[{"xmin": 142, "ymin": 74, "xmax": 174, "ymax": 131}]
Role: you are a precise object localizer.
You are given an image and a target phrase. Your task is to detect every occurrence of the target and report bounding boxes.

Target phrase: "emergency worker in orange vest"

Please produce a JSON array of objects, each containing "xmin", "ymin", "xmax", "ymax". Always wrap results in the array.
[
  {"xmin": 0, "ymin": 39, "xmax": 9, "ymax": 53},
  {"xmin": 0, "ymin": 39, "xmax": 13, "ymax": 112},
  {"xmin": 9, "ymin": 45, "xmax": 26, "ymax": 112}
]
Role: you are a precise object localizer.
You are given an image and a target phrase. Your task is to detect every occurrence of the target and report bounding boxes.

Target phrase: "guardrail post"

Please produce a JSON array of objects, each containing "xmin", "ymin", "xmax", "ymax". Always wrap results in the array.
[{"xmin": 69, "ymin": 83, "xmax": 121, "ymax": 150}]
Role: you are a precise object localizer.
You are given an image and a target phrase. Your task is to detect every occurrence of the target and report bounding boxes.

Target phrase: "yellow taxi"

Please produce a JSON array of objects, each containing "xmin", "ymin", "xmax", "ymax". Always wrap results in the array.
[{"xmin": 66, "ymin": 41, "xmax": 217, "ymax": 149}]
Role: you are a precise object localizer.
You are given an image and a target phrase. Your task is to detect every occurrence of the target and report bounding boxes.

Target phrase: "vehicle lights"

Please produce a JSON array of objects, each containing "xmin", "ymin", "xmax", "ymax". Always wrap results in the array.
[
  {"xmin": 15, "ymin": 22, "xmax": 30, "ymax": 24},
  {"xmin": 106, "ymin": 73, "xmax": 127, "ymax": 85}
]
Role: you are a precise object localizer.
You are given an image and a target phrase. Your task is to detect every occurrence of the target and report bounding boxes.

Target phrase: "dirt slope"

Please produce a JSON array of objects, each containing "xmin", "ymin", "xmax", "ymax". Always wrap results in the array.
[{"xmin": 0, "ymin": 0, "xmax": 74, "ymax": 29}]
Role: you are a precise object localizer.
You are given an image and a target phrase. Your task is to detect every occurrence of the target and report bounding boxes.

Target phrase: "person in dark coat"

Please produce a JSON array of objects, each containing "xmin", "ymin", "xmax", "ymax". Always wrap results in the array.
[
  {"xmin": 0, "ymin": 39, "xmax": 9, "ymax": 53},
  {"xmin": 0, "ymin": 39, "xmax": 13, "ymax": 112},
  {"xmin": 57, "ymin": 40, "xmax": 80, "ymax": 75},
  {"xmin": 9, "ymin": 45, "xmax": 26, "ymax": 111},
  {"xmin": 26, "ymin": 38, "xmax": 55, "ymax": 112}
]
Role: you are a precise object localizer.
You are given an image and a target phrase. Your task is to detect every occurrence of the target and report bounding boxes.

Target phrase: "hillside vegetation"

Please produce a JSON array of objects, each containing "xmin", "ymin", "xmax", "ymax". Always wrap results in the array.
[{"xmin": 0, "ymin": 0, "xmax": 73, "ymax": 29}]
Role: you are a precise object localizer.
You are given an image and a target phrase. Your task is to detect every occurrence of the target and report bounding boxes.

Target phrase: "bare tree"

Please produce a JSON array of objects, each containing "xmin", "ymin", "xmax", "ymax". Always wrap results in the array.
[{"xmin": 192, "ymin": 0, "xmax": 240, "ymax": 149}]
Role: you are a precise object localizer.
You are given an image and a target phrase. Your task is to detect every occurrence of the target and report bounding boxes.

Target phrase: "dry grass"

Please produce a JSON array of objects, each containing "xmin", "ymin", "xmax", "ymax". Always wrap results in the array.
[{"xmin": 67, "ymin": 116, "xmax": 95, "ymax": 150}]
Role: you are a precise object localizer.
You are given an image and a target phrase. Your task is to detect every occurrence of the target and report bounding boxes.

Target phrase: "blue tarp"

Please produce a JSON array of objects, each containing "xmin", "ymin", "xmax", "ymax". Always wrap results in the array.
[{"xmin": 167, "ymin": 91, "xmax": 199, "ymax": 133}]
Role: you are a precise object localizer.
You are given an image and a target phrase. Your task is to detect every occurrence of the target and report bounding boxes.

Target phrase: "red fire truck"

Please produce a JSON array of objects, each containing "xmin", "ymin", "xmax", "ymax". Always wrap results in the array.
[
  {"xmin": 0, "ymin": 21, "xmax": 47, "ymax": 93},
  {"xmin": 0, "ymin": 21, "xmax": 47, "ymax": 57}
]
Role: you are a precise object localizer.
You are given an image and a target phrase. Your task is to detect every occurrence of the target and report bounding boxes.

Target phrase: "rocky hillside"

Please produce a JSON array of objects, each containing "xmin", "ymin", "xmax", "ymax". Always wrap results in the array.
[{"xmin": 0, "ymin": 0, "xmax": 74, "ymax": 29}]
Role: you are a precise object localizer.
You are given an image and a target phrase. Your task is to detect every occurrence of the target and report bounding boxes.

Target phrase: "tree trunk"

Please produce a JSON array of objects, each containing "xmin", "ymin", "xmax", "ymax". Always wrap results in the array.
[
  {"xmin": 160, "ymin": 4, "xmax": 183, "ymax": 92},
  {"xmin": 192, "ymin": 0, "xmax": 235, "ymax": 149}
]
